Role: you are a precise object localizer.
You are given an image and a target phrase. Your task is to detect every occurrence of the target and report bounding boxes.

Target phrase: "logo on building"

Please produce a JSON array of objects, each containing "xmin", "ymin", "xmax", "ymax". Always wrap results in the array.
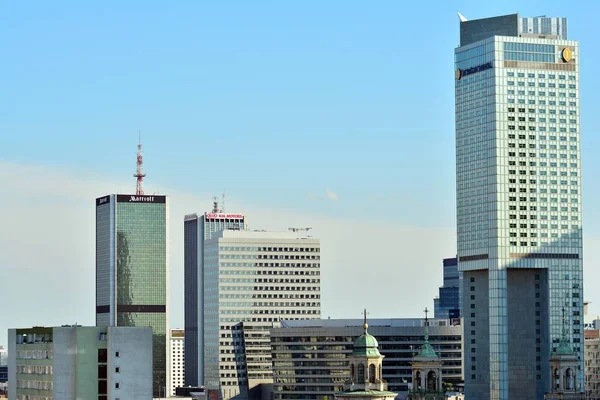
[
  {"xmin": 455, "ymin": 62, "xmax": 492, "ymax": 80},
  {"xmin": 562, "ymin": 47, "xmax": 573, "ymax": 63},
  {"xmin": 130, "ymin": 196, "xmax": 155, "ymax": 202}
]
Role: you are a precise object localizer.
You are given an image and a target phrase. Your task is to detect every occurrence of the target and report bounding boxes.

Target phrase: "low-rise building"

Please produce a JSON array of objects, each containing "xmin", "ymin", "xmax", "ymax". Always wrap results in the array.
[
  {"xmin": 270, "ymin": 318, "xmax": 463, "ymax": 400},
  {"xmin": 584, "ymin": 329, "xmax": 600, "ymax": 399},
  {"xmin": 8, "ymin": 325, "xmax": 152, "ymax": 400}
]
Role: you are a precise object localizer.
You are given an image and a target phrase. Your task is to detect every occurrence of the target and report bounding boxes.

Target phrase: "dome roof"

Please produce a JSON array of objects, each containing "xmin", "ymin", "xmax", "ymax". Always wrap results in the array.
[{"xmin": 352, "ymin": 324, "xmax": 381, "ymax": 357}]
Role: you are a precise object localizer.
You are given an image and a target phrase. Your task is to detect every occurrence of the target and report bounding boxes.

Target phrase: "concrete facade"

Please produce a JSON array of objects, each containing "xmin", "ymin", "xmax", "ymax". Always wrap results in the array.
[
  {"xmin": 203, "ymin": 230, "xmax": 321, "ymax": 400},
  {"xmin": 8, "ymin": 326, "xmax": 152, "ymax": 400},
  {"xmin": 584, "ymin": 330, "xmax": 600, "ymax": 399},
  {"xmin": 170, "ymin": 328, "xmax": 185, "ymax": 395}
]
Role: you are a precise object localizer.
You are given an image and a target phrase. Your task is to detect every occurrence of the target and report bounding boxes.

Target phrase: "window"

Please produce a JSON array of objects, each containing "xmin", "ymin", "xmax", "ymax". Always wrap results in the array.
[
  {"xmin": 115, "ymin": 351, "xmax": 120, "ymax": 358},
  {"xmin": 115, "ymin": 382, "xmax": 120, "ymax": 389}
]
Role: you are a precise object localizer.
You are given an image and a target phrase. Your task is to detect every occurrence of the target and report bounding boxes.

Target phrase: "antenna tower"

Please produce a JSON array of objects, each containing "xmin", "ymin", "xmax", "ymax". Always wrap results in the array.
[
  {"xmin": 134, "ymin": 132, "xmax": 146, "ymax": 195},
  {"xmin": 221, "ymin": 193, "xmax": 226, "ymax": 213},
  {"xmin": 212, "ymin": 197, "xmax": 219, "ymax": 213}
]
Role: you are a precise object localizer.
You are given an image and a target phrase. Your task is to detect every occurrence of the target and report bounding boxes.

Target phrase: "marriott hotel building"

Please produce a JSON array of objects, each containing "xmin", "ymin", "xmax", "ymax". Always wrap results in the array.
[
  {"xmin": 455, "ymin": 14, "xmax": 583, "ymax": 400},
  {"xmin": 96, "ymin": 194, "xmax": 169, "ymax": 398}
]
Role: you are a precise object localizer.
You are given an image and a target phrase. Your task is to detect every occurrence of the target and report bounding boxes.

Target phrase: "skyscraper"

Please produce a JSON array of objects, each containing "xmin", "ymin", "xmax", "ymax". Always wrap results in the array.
[
  {"xmin": 203, "ymin": 230, "xmax": 321, "ymax": 400},
  {"xmin": 184, "ymin": 210, "xmax": 246, "ymax": 386},
  {"xmin": 433, "ymin": 257, "xmax": 462, "ymax": 319},
  {"xmin": 96, "ymin": 193, "xmax": 169, "ymax": 397},
  {"xmin": 455, "ymin": 13, "xmax": 582, "ymax": 400}
]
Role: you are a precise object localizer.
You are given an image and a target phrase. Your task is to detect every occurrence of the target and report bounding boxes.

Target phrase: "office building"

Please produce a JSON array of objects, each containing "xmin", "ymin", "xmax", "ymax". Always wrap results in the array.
[
  {"xmin": 96, "ymin": 193, "xmax": 169, "ymax": 397},
  {"xmin": 203, "ymin": 230, "xmax": 321, "ymax": 400},
  {"xmin": 433, "ymin": 258, "xmax": 462, "ymax": 319},
  {"xmin": 0, "ymin": 347, "xmax": 6, "ymax": 367},
  {"xmin": 584, "ymin": 329, "xmax": 600, "ymax": 399},
  {"xmin": 7, "ymin": 325, "xmax": 152, "ymax": 400},
  {"xmin": 170, "ymin": 329, "xmax": 185, "ymax": 396},
  {"xmin": 184, "ymin": 210, "xmax": 246, "ymax": 386},
  {"xmin": 455, "ymin": 13, "xmax": 583, "ymax": 400},
  {"xmin": 270, "ymin": 318, "xmax": 463, "ymax": 400}
]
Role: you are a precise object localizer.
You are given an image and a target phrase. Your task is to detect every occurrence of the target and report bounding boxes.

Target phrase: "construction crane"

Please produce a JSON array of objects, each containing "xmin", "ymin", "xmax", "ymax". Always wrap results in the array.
[{"xmin": 288, "ymin": 227, "xmax": 312, "ymax": 233}]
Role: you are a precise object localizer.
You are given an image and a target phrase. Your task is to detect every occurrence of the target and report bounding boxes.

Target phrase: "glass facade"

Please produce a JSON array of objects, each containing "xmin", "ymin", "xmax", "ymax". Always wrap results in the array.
[
  {"xmin": 96, "ymin": 194, "xmax": 169, "ymax": 398},
  {"xmin": 456, "ymin": 21, "xmax": 582, "ymax": 400},
  {"xmin": 434, "ymin": 258, "xmax": 462, "ymax": 319}
]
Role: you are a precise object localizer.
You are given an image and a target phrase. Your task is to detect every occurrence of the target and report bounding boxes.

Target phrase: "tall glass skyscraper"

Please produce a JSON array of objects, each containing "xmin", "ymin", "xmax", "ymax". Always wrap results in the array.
[
  {"xmin": 455, "ymin": 13, "xmax": 583, "ymax": 400},
  {"xmin": 184, "ymin": 211, "xmax": 246, "ymax": 387},
  {"xmin": 433, "ymin": 257, "xmax": 462, "ymax": 319},
  {"xmin": 96, "ymin": 194, "xmax": 169, "ymax": 397}
]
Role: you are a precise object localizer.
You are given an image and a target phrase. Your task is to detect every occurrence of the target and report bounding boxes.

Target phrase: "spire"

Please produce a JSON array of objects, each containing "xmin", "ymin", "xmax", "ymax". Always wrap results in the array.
[
  {"xmin": 555, "ymin": 304, "xmax": 575, "ymax": 355},
  {"xmin": 416, "ymin": 307, "xmax": 438, "ymax": 358},
  {"xmin": 134, "ymin": 132, "xmax": 147, "ymax": 195},
  {"xmin": 363, "ymin": 308, "xmax": 369, "ymax": 333}
]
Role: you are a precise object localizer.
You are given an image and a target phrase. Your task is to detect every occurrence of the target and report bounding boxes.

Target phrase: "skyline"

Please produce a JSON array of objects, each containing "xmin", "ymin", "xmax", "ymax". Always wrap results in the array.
[{"xmin": 3, "ymin": 1, "xmax": 600, "ymax": 350}]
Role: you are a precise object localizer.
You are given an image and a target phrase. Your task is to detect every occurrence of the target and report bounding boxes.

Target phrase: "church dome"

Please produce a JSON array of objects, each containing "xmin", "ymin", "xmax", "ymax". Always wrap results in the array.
[{"xmin": 352, "ymin": 324, "xmax": 381, "ymax": 357}]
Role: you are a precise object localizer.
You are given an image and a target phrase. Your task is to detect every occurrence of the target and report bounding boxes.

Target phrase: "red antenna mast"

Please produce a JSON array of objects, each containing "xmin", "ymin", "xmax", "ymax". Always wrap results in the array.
[{"xmin": 134, "ymin": 131, "xmax": 146, "ymax": 195}]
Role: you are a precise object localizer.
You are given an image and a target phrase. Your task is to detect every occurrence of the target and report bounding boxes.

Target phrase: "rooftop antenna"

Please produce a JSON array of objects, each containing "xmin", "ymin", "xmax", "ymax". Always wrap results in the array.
[
  {"xmin": 212, "ymin": 197, "xmax": 219, "ymax": 213},
  {"xmin": 134, "ymin": 131, "xmax": 146, "ymax": 195},
  {"xmin": 221, "ymin": 193, "xmax": 226, "ymax": 213}
]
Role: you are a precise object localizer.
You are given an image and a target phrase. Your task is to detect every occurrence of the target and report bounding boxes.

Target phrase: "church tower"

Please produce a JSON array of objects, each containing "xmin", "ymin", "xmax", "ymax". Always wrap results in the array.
[
  {"xmin": 408, "ymin": 308, "xmax": 444, "ymax": 400},
  {"xmin": 335, "ymin": 310, "xmax": 397, "ymax": 400},
  {"xmin": 544, "ymin": 307, "xmax": 585, "ymax": 399}
]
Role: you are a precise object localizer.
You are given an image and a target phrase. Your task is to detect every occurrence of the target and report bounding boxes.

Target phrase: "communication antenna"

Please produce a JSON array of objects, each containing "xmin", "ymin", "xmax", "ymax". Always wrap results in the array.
[
  {"xmin": 133, "ymin": 131, "xmax": 146, "ymax": 195},
  {"xmin": 221, "ymin": 193, "xmax": 226, "ymax": 213},
  {"xmin": 212, "ymin": 197, "xmax": 219, "ymax": 213}
]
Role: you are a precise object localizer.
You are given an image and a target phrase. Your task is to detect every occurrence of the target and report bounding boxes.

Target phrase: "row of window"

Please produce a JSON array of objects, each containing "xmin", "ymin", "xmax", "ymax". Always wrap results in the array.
[
  {"xmin": 15, "ymin": 365, "xmax": 52, "ymax": 375},
  {"xmin": 16, "ymin": 379, "xmax": 53, "ymax": 390},
  {"xmin": 219, "ymin": 247, "xmax": 319, "ymax": 252},
  {"xmin": 507, "ymin": 71, "xmax": 575, "ymax": 80},
  {"xmin": 507, "ymin": 81, "xmax": 576, "ymax": 89},
  {"xmin": 16, "ymin": 350, "xmax": 53, "ymax": 360},
  {"xmin": 219, "ymin": 294, "xmax": 320, "ymax": 299}
]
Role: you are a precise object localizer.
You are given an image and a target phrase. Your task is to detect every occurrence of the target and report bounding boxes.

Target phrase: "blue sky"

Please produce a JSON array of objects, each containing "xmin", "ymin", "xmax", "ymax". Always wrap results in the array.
[{"xmin": 2, "ymin": 1, "xmax": 600, "ymax": 346}]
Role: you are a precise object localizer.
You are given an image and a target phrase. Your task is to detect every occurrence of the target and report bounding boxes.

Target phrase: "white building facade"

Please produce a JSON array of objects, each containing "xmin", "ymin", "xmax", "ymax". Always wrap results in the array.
[
  {"xmin": 456, "ymin": 13, "xmax": 582, "ymax": 400},
  {"xmin": 170, "ymin": 329, "xmax": 185, "ymax": 395},
  {"xmin": 8, "ymin": 326, "xmax": 152, "ymax": 400},
  {"xmin": 203, "ymin": 230, "xmax": 321, "ymax": 400}
]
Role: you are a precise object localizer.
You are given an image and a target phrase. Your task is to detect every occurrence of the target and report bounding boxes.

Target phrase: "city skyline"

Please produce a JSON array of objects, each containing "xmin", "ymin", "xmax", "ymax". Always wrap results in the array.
[{"xmin": 2, "ymin": 1, "xmax": 600, "ymax": 352}]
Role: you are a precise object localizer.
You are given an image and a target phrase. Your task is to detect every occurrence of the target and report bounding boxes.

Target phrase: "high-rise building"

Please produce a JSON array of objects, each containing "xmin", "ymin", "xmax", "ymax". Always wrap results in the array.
[
  {"xmin": 7, "ymin": 326, "xmax": 152, "ymax": 400},
  {"xmin": 184, "ymin": 210, "xmax": 246, "ymax": 386},
  {"xmin": 433, "ymin": 257, "xmax": 462, "ymax": 319},
  {"xmin": 170, "ymin": 329, "xmax": 185, "ymax": 396},
  {"xmin": 96, "ymin": 193, "xmax": 169, "ymax": 397},
  {"xmin": 455, "ymin": 13, "xmax": 583, "ymax": 400},
  {"xmin": 270, "ymin": 318, "xmax": 463, "ymax": 399},
  {"xmin": 203, "ymin": 230, "xmax": 321, "ymax": 400}
]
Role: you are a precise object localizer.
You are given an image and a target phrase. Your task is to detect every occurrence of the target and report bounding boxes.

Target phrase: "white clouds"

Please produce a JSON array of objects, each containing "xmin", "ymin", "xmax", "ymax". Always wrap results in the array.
[
  {"xmin": 5, "ymin": 161, "xmax": 599, "ymax": 349},
  {"xmin": 326, "ymin": 189, "xmax": 339, "ymax": 201}
]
